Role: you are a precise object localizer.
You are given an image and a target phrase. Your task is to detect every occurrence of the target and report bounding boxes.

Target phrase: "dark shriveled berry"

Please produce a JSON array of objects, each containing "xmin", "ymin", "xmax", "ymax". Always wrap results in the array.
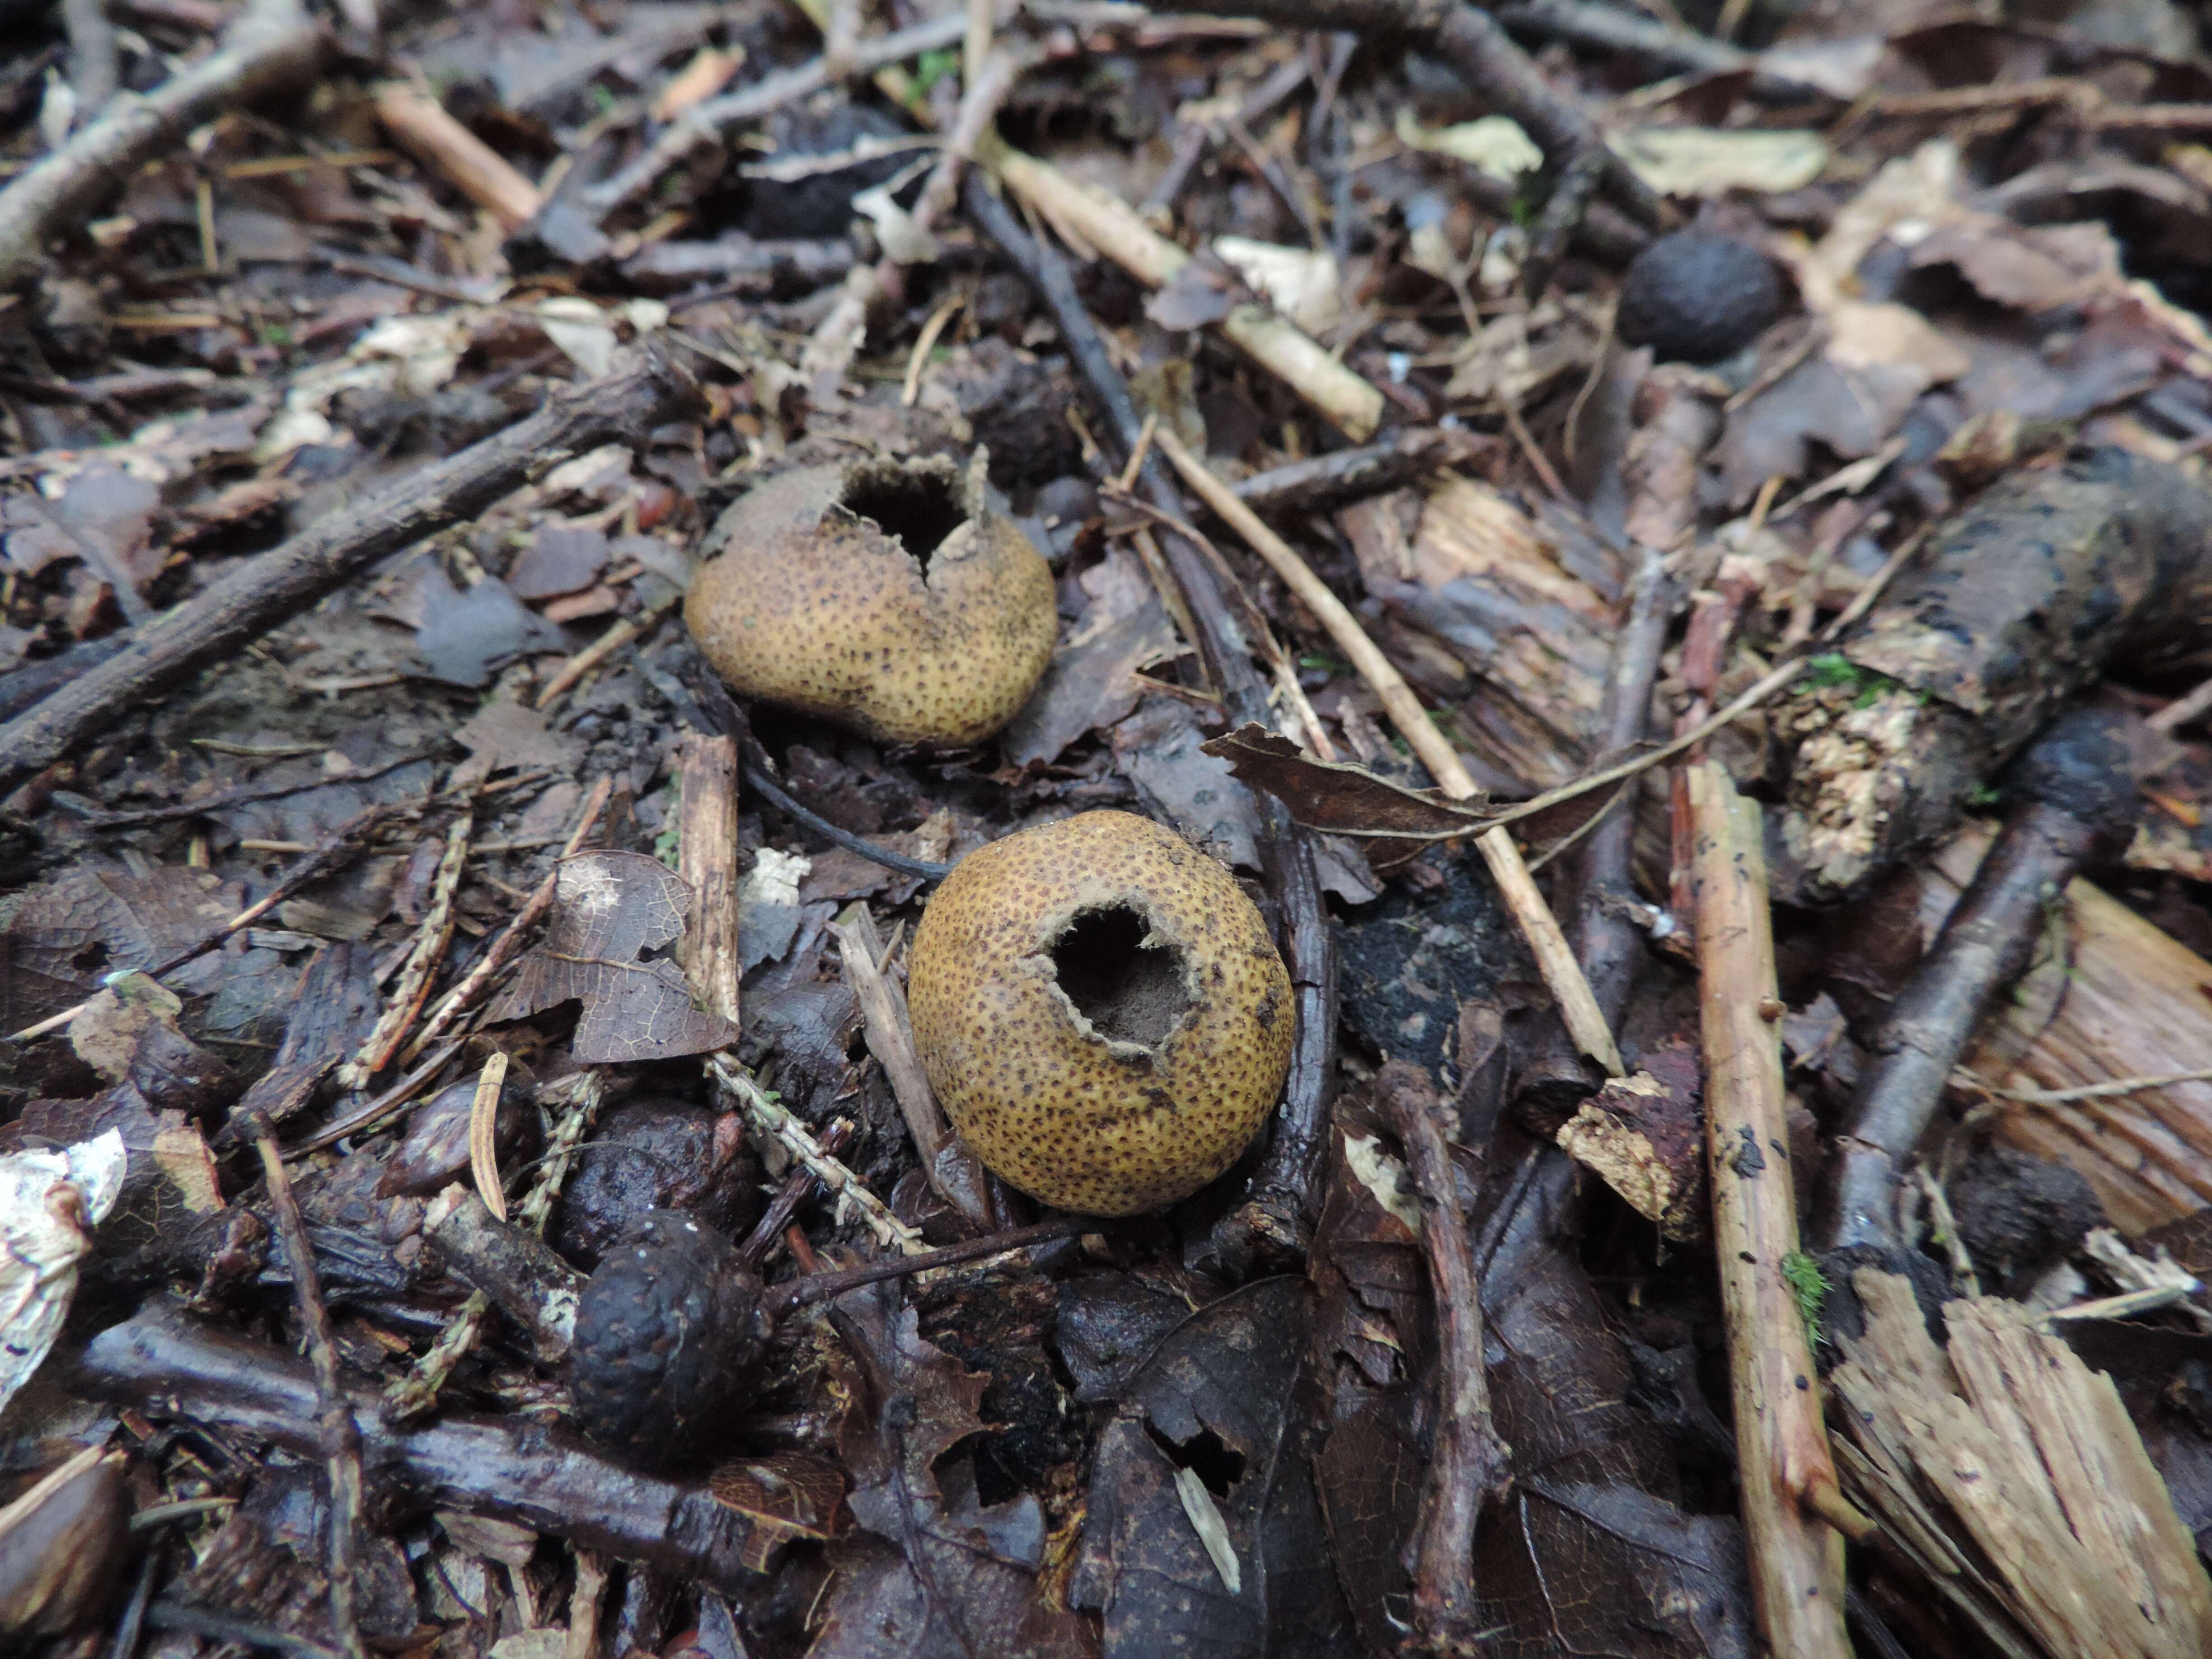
[
  {"xmin": 566, "ymin": 1211, "xmax": 770, "ymax": 1466},
  {"xmin": 1617, "ymin": 231, "xmax": 1784, "ymax": 365}
]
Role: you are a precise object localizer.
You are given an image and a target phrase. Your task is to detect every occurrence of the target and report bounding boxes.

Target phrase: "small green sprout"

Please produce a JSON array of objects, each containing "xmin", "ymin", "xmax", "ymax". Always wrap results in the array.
[{"xmin": 1781, "ymin": 1251, "xmax": 1831, "ymax": 1346}]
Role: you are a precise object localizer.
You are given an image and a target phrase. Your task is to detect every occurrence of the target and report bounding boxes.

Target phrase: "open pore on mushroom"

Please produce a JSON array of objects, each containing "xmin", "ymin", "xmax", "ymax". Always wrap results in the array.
[
  {"xmin": 835, "ymin": 462, "xmax": 967, "ymax": 571},
  {"xmin": 1046, "ymin": 903, "xmax": 1196, "ymax": 1050}
]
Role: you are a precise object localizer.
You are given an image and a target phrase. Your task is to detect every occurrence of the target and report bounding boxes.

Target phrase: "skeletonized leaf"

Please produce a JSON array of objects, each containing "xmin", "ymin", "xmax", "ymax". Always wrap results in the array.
[{"xmin": 488, "ymin": 851, "xmax": 738, "ymax": 1064}]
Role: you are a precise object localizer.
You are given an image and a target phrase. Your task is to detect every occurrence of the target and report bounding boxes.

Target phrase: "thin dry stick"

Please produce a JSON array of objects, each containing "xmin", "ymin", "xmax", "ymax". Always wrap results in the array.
[
  {"xmin": 709, "ymin": 1055, "xmax": 927, "ymax": 1255},
  {"xmin": 535, "ymin": 595, "xmax": 678, "ymax": 711},
  {"xmin": 246, "ymin": 1119, "xmax": 367, "ymax": 1659},
  {"xmin": 400, "ymin": 775, "xmax": 613, "ymax": 1065},
  {"xmin": 1959, "ymin": 1064, "xmax": 2212, "ymax": 1106},
  {"xmin": 982, "ymin": 138, "xmax": 1384, "ymax": 441},
  {"xmin": 1156, "ymin": 426, "xmax": 1624, "ymax": 1077},
  {"xmin": 372, "ymin": 84, "xmax": 543, "ymax": 229},
  {"xmin": 340, "ymin": 807, "xmax": 472, "ymax": 1086},
  {"xmin": 675, "ymin": 734, "xmax": 742, "ymax": 1028},
  {"xmin": 1376, "ymin": 1059, "xmax": 1508, "ymax": 1652},
  {"xmin": 831, "ymin": 911, "xmax": 994, "ymax": 1231},
  {"xmin": 2149, "ymin": 672, "xmax": 2212, "ymax": 734},
  {"xmin": 1686, "ymin": 760, "xmax": 1861, "ymax": 1659}
]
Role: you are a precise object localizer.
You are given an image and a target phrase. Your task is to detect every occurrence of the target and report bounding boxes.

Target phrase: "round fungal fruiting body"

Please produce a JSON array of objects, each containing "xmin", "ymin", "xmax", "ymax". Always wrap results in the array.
[
  {"xmin": 1617, "ymin": 230, "xmax": 1784, "ymax": 365},
  {"xmin": 907, "ymin": 811, "xmax": 1294, "ymax": 1216},
  {"xmin": 684, "ymin": 450, "xmax": 1055, "ymax": 747},
  {"xmin": 566, "ymin": 1211, "xmax": 769, "ymax": 1467}
]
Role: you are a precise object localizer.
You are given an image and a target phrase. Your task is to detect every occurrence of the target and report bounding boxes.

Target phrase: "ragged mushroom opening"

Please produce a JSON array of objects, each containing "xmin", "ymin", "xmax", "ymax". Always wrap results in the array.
[
  {"xmin": 839, "ymin": 468, "xmax": 966, "ymax": 571},
  {"xmin": 1049, "ymin": 904, "xmax": 1195, "ymax": 1049}
]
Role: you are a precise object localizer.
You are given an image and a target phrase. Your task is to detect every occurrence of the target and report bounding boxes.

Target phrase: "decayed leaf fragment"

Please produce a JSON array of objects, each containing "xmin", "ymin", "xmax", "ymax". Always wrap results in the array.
[
  {"xmin": 487, "ymin": 851, "xmax": 738, "ymax": 1063},
  {"xmin": 0, "ymin": 1131, "xmax": 127, "ymax": 1415}
]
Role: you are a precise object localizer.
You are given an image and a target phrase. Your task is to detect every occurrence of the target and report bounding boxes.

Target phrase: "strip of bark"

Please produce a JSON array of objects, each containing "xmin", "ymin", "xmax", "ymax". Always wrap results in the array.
[
  {"xmin": 0, "ymin": 0, "xmax": 327, "ymax": 289},
  {"xmin": 676, "ymin": 734, "xmax": 741, "ymax": 1030},
  {"xmin": 1687, "ymin": 759, "xmax": 1856, "ymax": 1659},
  {"xmin": 0, "ymin": 346, "xmax": 695, "ymax": 801}
]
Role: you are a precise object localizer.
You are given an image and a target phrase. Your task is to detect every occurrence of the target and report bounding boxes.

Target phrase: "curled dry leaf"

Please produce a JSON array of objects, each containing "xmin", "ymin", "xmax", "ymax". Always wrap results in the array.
[
  {"xmin": 487, "ymin": 850, "xmax": 739, "ymax": 1064},
  {"xmin": 0, "ymin": 1131, "xmax": 127, "ymax": 1415}
]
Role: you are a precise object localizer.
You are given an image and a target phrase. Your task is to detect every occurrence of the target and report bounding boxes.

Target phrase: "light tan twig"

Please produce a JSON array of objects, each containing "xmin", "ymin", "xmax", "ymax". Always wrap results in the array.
[
  {"xmin": 372, "ymin": 83, "xmax": 543, "ymax": 229},
  {"xmin": 1157, "ymin": 426, "xmax": 1622, "ymax": 1075},
  {"xmin": 534, "ymin": 595, "xmax": 678, "ymax": 711},
  {"xmin": 1687, "ymin": 759, "xmax": 1859, "ymax": 1658},
  {"xmin": 982, "ymin": 136, "xmax": 1384, "ymax": 440}
]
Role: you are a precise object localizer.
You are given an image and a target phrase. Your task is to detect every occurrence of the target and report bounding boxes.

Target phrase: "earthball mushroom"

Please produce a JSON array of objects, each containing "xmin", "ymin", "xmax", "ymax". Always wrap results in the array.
[
  {"xmin": 906, "ymin": 811, "xmax": 1293, "ymax": 1216},
  {"xmin": 684, "ymin": 450, "xmax": 1055, "ymax": 747}
]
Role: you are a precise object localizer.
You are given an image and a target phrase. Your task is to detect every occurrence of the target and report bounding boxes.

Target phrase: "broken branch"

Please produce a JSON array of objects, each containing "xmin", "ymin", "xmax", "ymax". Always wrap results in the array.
[
  {"xmin": 0, "ymin": 0, "xmax": 327, "ymax": 290},
  {"xmin": 0, "ymin": 347, "xmax": 696, "ymax": 801}
]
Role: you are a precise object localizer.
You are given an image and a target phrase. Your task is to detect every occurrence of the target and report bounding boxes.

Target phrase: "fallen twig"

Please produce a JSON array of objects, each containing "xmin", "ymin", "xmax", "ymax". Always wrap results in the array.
[
  {"xmin": 0, "ymin": 347, "xmax": 696, "ymax": 801},
  {"xmin": 1225, "ymin": 428, "xmax": 1478, "ymax": 516},
  {"xmin": 79, "ymin": 1296, "xmax": 766, "ymax": 1593},
  {"xmin": 372, "ymin": 83, "xmax": 544, "ymax": 230},
  {"xmin": 981, "ymin": 139, "xmax": 1385, "ymax": 439},
  {"xmin": 0, "ymin": 0, "xmax": 327, "ymax": 289},
  {"xmin": 1687, "ymin": 759, "xmax": 1861, "ymax": 1659},
  {"xmin": 1376, "ymin": 1059, "xmax": 1509, "ymax": 1653},
  {"xmin": 241, "ymin": 1113, "xmax": 367, "ymax": 1659},
  {"xmin": 1157, "ymin": 427, "xmax": 1624, "ymax": 1079},
  {"xmin": 1814, "ymin": 710, "xmax": 2139, "ymax": 1255}
]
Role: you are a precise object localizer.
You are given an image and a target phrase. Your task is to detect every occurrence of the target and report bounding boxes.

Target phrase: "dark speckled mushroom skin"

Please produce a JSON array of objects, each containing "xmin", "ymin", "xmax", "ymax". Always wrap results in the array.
[
  {"xmin": 684, "ymin": 450, "xmax": 1056, "ymax": 747},
  {"xmin": 907, "ymin": 810, "xmax": 1294, "ymax": 1216}
]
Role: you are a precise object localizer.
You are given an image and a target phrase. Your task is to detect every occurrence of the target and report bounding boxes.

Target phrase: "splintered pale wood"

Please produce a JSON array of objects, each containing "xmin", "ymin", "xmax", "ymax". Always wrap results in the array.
[
  {"xmin": 1921, "ymin": 826, "xmax": 2212, "ymax": 1232},
  {"xmin": 1834, "ymin": 1274, "xmax": 2212, "ymax": 1659},
  {"xmin": 1686, "ymin": 761, "xmax": 1851, "ymax": 1659},
  {"xmin": 675, "ymin": 734, "xmax": 741, "ymax": 1029}
]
